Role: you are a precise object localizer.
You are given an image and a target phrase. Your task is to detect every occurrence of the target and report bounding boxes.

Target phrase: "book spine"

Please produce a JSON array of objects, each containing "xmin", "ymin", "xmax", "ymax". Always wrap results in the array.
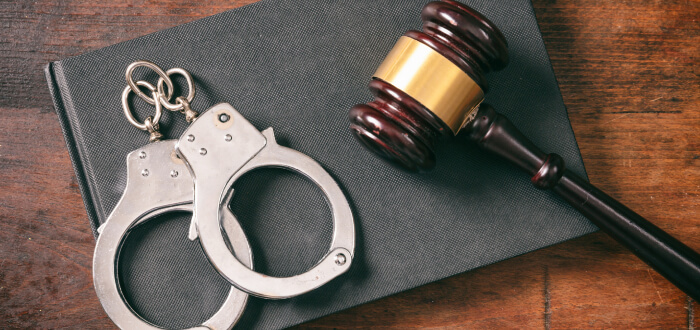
[{"xmin": 44, "ymin": 62, "xmax": 102, "ymax": 238}]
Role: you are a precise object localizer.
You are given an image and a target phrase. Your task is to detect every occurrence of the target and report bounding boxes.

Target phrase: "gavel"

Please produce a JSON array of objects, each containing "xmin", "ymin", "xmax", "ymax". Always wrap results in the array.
[{"xmin": 349, "ymin": 0, "xmax": 700, "ymax": 300}]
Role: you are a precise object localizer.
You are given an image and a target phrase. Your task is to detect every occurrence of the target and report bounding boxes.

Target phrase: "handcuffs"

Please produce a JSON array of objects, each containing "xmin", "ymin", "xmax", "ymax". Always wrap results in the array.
[{"xmin": 92, "ymin": 61, "xmax": 355, "ymax": 328}]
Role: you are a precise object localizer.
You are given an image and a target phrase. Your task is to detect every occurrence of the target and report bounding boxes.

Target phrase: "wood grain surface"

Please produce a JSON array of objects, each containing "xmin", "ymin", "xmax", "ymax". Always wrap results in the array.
[{"xmin": 1, "ymin": 0, "xmax": 698, "ymax": 328}]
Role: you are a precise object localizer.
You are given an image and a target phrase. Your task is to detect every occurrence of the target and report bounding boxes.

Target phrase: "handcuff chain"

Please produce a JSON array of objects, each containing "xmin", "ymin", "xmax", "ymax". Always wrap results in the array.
[
  {"xmin": 122, "ymin": 61, "xmax": 199, "ymax": 141},
  {"xmin": 121, "ymin": 80, "xmax": 164, "ymax": 142}
]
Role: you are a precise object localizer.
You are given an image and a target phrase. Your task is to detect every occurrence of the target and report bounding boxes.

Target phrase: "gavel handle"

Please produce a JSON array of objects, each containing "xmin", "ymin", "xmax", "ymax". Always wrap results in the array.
[{"xmin": 462, "ymin": 105, "xmax": 700, "ymax": 300}]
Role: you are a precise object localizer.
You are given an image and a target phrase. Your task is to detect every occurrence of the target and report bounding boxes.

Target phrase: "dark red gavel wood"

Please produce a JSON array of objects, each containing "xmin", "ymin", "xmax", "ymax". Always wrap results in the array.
[
  {"xmin": 464, "ymin": 104, "xmax": 700, "ymax": 300},
  {"xmin": 350, "ymin": 0, "xmax": 700, "ymax": 300}
]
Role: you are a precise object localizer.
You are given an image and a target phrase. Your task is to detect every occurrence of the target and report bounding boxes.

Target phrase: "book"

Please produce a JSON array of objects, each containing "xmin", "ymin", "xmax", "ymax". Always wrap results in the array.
[{"xmin": 44, "ymin": 0, "xmax": 596, "ymax": 328}]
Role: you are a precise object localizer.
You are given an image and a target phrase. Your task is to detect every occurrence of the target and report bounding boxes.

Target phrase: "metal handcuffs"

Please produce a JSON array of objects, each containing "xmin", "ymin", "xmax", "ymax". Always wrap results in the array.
[
  {"xmin": 93, "ymin": 139, "xmax": 252, "ymax": 330},
  {"xmin": 93, "ymin": 61, "xmax": 355, "ymax": 328},
  {"xmin": 177, "ymin": 103, "xmax": 354, "ymax": 299}
]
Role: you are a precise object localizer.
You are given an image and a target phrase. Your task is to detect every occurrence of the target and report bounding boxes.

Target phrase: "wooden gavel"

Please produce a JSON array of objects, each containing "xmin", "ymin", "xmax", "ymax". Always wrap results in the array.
[{"xmin": 349, "ymin": 0, "xmax": 700, "ymax": 300}]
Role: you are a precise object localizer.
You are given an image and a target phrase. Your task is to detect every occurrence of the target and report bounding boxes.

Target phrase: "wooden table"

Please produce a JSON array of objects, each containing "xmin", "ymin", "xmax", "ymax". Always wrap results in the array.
[{"xmin": 1, "ymin": 0, "xmax": 697, "ymax": 328}]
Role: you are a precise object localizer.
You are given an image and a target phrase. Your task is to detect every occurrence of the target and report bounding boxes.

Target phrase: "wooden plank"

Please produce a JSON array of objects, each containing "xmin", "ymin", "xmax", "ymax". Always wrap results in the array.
[
  {"xmin": 0, "ymin": 107, "xmax": 113, "ymax": 328},
  {"xmin": 0, "ymin": 0, "xmax": 697, "ymax": 328},
  {"xmin": 530, "ymin": 1, "xmax": 699, "ymax": 328}
]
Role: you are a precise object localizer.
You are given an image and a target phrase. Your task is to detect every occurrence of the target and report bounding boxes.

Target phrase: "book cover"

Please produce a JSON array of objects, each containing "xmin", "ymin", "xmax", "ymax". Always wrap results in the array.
[{"xmin": 45, "ymin": 0, "xmax": 596, "ymax": 328}]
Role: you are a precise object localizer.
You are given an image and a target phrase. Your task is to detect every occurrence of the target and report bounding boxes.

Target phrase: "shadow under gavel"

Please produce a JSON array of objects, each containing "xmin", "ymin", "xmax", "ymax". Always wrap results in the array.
[{"xmin": 349, "ymin": 0, "xmax": 700, "ymax": 300}]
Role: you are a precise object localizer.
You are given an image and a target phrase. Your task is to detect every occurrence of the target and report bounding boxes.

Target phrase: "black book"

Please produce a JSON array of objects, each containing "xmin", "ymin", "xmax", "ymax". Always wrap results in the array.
[{"xmin": 44, "ymin": 0, "xmax": 596, "ymax": 328}]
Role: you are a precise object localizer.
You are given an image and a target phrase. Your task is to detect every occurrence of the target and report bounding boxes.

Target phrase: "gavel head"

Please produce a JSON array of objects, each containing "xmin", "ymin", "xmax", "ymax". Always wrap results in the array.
[{"xmin": 349, "ymin": 0, "xmax": 509, "ymax": 171}]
